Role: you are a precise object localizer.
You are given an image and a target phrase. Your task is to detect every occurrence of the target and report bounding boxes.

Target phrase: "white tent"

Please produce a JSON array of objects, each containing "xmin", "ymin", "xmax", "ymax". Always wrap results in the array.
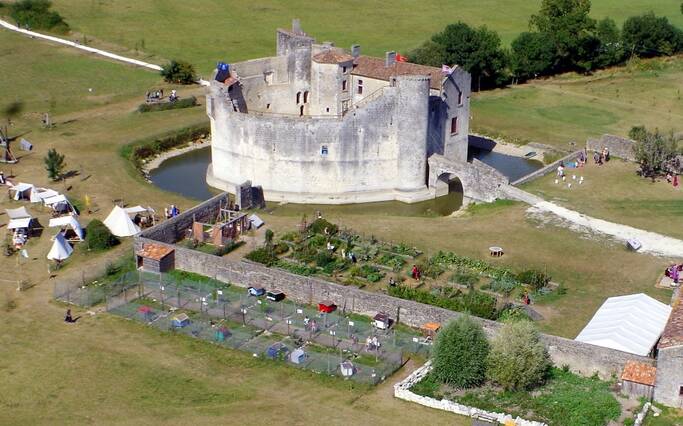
[
  {"xmin": 124, "ymin": 205, "xmax": 149, "ymax": 216},
  {"xmin": 47, "ymin": 232, "xmax": 73, "ymax": 261},
  {"xmin": 575, "ymin": 293, "xmax": 672, "ymax": 356},
  {"xmin": 6, "ymin": 206, "xmax": 31, "ymax": 219},
  {"xmin": 249, "ymin": 214, "xmax": 264, "ymax": 228},
  {"xmin": 30, "ymin": 187, "xmax": 58, "ymax": 203},
  {"xmin": 10, "ymin": 182, "xmax": 33, "ymax": 200},
  {"xmin": 103, "ymin": 205, "xmax": 141, "ymax": 237},
  {"xmin": 43, "ymin": 194, "xmax": 76, "ymax": 215},
  {"xmin": 8, "ymin": 217, "xmax": 32, "ymax": 230},
  {"xmin": 49, "ymin": 215, "xmax": 84, "ymax": 240}
]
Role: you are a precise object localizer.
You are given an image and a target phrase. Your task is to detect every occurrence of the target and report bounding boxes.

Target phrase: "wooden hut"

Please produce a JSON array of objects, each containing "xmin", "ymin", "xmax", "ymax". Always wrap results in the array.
[
  {"xmin": 136, "ymin": 243, "xmax": 175, "ymax": 273},
  {"xmin": 621, "ymin": 360, "xmax": 657, "ymax": 400}
]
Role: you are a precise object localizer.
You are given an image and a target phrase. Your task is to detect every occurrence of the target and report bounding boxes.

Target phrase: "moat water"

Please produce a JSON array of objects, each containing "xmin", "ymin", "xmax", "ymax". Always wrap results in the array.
[{"xmin": 149, "ymin": 146, "xmax": 542, "ymax": 216}]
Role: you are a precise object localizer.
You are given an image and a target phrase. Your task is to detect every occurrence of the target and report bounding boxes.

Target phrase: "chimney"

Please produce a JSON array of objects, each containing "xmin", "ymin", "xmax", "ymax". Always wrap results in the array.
[
  {"xmin": 385, "ymin": 51, "xmax": 396, "ymax": 67},
  {"xmin": 351, "ymin": 44, "xmax": 361, "ymax": 58},
  {"xmin": 292, "ymin": 18, "xmax": 302, "ymax": 34}
]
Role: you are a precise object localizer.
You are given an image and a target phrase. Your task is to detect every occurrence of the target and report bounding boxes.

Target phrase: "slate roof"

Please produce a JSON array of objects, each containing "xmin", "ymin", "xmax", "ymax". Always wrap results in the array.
[
  {"xmin": 621, "ymin": 360, "xmax": 657, "ymax": 386},
  {"xmin": 351, "ymin": 56, "xmax": 445, "ymax": 90},
  {"xmin": 658, "ymin": 297, "xmax": 683, "ymax": 349},
  {"xmin": 312, "ymin": 50, "xmax": 354, "ymax": 64},
  {"xmin": 136, "ymin": 243, "xmax": 174, "ymax": 261}
]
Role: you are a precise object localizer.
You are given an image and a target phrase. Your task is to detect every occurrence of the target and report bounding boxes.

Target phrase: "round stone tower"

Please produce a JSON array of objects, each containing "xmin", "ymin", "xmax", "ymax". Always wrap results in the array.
[{"xmin": 395, "ymin": 75, "xmax": 430, "ymax": 193}]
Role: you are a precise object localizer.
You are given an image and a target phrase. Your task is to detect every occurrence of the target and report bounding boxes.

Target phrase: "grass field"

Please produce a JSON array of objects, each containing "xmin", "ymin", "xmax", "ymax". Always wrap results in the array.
[
  {"xmin": 471, "ymin": 56, "xmax": 683, "ymax": 148},
  {"xmin": 43, "ymin": 0, "xmax": 683, "ymax": 74},
  {"xmin": 523, "ymin": 160, "xmax": 683, "ymax": 240}
]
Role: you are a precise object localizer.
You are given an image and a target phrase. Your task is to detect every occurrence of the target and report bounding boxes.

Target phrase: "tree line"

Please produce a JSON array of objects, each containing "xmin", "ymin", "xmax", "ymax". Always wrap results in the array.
[{"xmin": 410, "ymin": 0, "xmax": 683, "ymax": 90}]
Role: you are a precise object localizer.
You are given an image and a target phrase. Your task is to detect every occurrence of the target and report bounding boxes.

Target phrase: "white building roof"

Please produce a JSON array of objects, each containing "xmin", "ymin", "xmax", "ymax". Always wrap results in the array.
[{"xmin": 575, "ymin": 293, "xmax": 672, "ymax": 356}]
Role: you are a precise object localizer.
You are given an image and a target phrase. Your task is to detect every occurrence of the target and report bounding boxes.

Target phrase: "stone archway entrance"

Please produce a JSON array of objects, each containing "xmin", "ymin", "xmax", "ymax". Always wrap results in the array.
[{"xmin": 434, "ymin": 172, "xmax": 463, "ymax": 197}]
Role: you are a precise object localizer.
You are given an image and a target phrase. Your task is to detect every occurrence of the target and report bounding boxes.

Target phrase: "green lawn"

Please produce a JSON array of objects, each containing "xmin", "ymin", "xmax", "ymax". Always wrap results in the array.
[
  {"xmin": 471, "ymin": 56, "xmax": 683, "ymax": 148},
  {"xmin": 523, "ymin": 160, "xmax": 683, "ymax": 240},
  {"xmin": 46, "ymin": 0, "xmax": 683, "ymax": 74}
]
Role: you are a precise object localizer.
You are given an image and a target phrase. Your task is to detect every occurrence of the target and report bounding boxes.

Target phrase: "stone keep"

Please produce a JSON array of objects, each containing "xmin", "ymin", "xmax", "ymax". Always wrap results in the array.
[{"xmin": 206, "ymin": 20, "xmax": 473, "ymax": 204}]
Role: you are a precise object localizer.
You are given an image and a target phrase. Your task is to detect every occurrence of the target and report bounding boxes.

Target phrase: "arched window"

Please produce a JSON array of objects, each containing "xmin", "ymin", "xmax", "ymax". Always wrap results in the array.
[
  {"xmin": 296, "ymin": 92, "xmax": 301, "ymax": 104},
  {"xmin": 300, "ymin": 105, "xmax": 304, "ymax": 116},
  {"xmin": 303, "ymin": 91, "xmax": 309, "ymax": 103}
]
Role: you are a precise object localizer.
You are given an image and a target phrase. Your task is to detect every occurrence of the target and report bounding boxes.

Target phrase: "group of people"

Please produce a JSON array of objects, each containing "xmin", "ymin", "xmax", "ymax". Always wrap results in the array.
[
  {"xmin": 164, "ymin": 204, "xmax": 180, "ymax": 219},
  {"xmin": 365, "ymin": 335, "xmax": 381, "ymax": 351},
  {"xmin": 303, "ymin": 316, "xmax": 318, "ymax": 333},
  {"xmin": 593, "ymin": 147, "xmax": 610, "ymax": 165},
  {"xmin": 145, "ymin": 89, "xmax": 178, "ymax": 103}
]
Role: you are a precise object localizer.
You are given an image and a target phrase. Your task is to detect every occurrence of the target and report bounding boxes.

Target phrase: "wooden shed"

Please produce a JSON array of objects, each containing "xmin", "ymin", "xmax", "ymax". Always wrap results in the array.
[
  {"xmin": 621, "ymin": 360, "xmax": 657, "ymax": 400},
  {"xmin": 136, "ymin": 243, "xmax": 175, "ymax": 273}
]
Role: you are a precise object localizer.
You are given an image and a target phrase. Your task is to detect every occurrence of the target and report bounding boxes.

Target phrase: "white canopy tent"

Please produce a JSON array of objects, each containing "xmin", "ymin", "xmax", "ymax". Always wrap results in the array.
[
  {"xmin": 6, "ymin": 206, "xmax": 31, "ymax": 220},
  {"xmin": 124, "ymin": 205, "xmax": 149, "ymax": 216},
  {"xmin": 575, "ymin": 293, "xmax": 672, "ymax": 356},
  {"xmin": 104, "ymin": 205, "xmax": 141, "ymax": 237},
  {"xmin": 7, "ymin": 217, "xmax": 32, "ymax": 230},
  {"xmin": 30, "ymin": 187, "xmax": 58, "ymax": 203},
  {"xmin": 48, "ymin": 215, "xmax": 84, "ymax": 241},
  {"xmin": 43, "ymin": 194, "xmax": 77, "ymax": 215},
  {"xmin": 10, "ymin": 182, "xmax": 33, "ymax": 200},
  {"xmin": 47, "ymin": 232, "xmax": 73, "ymax": 261}
]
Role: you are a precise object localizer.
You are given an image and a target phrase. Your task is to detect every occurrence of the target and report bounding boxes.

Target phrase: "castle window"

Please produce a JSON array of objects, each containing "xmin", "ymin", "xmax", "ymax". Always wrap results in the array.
[
  {"xmin": 450, "ymin": 116, "xmax": 458, "ymax": 135},
  {"xmin": 357, "ymin": 79, "xmax": 363, "ymax": 95},
  {"xmin": 266, "ymin": 103, "xmax": 271, "ymax": 109},
  {"xmin": 300, "ymin": 105, "xmax": 304, "ymax": 116},
  {"xmin": 679, "ymin": 386, "xmax": 683, "ymax": 396},
  {"xmin": 342, "ymin": 80, "xmax": 347, "ymax": 91},
  {"xmin": 458, "ymin": 91, "xmax": 464, "ymax": 106},
  {"xmin": 321, "ymin": 145, "xmax": 328, "ymax": 156},
  {"xmin": 326, "ymin": 107, "xmax": 330, "ymax": 113},
  {"xmin": 296, "ymin": 92, "xmax": 302, "ymax": 104},
  {"xmin": 342, "ymin": 66, "xmax": 347, "ymax": 74},
  {"xmin": 303, "ymin": 91, "xmax": 309, "ymax": 103}
]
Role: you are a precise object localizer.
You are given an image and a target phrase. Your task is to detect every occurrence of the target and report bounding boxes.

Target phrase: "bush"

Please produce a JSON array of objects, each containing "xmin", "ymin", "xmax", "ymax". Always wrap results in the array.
[
  {"xmin": 432, "ymin": 316, "xmax": 489, "ymax": 388},
  {"xmin": 498, "ymin": 305, "xmax": 532, "ymax": 323},
  {"xmin": 314, "ymin": 252, "xmax": 335, "ymax": 268},
  {"xmin": 487, "ymin": 320, "xmax": 551, "ymax": 391},
  {"xmin": 245, "ymin": 247, "xmax": 277, "ymax": 266},
  {"xmin": 516, "ymin": 269, "xmax": 550, "ymax": 291},
  {"xmin": 631, "ymin": 127, "xmax": 680, "ymax": 178},
  {"xmin": 308, "ymin": 218, "xmax": 338, "ymax": 235},
  {"xmin": 10, "ymin": 0, "xmax": 69, "ymax": 33},
  {"xmin": 137, "ymin": 96, "xmax": 198, "ymax": 113},
  {"xmin": 409, "ymin": 372, "xmax": 442, "ymax": 398},
  {"xmin": 273, "ymin": 241, "xmax": 289, "ymax": 255},
  {"xmin": 160, "ymin": 60, "xmax": 197, "ymax": 84},
  {"xmin": 388, "ymin": 285, "xmax": 498, "ymax": 320},
  {"xmin": 622, "ymin": 12, "xmax": 683, "ymax": 58},
  {"xmin": 450, "ymin": 270, "xmax": 479, "ymax": 287},
  {"xmin": 121, "ymin": 123, "xmax": 209, "ymax": 170},
  {"xmin": 276, "ymin": 260, "xmax": 316, "ymax": 276},
  {"xmin": 488, "ymin": 277, "xmax": 519, "ymax": 295},
  {"xmin": 85, "ymin": 219, "xmax": 119, "ymax": 251}
]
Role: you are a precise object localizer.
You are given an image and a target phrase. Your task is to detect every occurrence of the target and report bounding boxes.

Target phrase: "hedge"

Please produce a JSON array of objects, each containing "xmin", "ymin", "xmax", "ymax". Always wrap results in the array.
[{"xmin": 137, "ymin": 96, "xmax": 198, "ymax": 113}]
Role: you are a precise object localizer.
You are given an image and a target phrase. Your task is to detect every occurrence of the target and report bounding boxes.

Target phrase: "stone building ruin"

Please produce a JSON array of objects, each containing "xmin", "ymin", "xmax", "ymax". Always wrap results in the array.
[{"xmin": 206, "ymin": 20, "xmax": 507, "ymax": 204}]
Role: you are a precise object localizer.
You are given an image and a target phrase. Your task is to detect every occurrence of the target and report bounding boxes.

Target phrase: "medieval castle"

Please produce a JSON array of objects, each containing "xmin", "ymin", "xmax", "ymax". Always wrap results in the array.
[{"xmin": 204, "ymin": 20, "xmax": 507, "ymax": 204}]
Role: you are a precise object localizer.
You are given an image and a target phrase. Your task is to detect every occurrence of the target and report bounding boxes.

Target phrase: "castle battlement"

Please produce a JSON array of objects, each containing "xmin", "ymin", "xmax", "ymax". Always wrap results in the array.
[{"xmin": 206, "ymin": 20, "xmax": 472, "ymax": 204}]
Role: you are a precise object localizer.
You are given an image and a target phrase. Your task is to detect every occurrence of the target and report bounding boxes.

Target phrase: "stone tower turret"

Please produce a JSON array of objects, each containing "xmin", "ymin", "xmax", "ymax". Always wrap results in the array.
[{"xmin": 395, "ymin": 75, "xmax": 430, "ymax": 192}]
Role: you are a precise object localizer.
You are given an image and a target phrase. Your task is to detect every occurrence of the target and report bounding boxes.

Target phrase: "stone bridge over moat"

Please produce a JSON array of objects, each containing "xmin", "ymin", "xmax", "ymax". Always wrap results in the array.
[{"xmin": 428, "ymin": 154, "xmax": 509, "ymax": 203}]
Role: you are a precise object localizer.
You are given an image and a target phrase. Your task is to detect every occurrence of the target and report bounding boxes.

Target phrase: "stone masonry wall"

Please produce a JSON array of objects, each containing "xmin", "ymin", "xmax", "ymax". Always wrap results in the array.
[
  {"xmin": 586, "ymin": 134, "xmax": 636, "ymax": 162},
  {"xmin": 136, "ymin": 212, "xmax": 652, "ymax": 379}
]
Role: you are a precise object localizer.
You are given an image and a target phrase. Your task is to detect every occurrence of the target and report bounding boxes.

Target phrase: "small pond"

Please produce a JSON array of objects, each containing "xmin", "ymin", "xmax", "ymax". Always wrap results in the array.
[{"xmin": 149, "ymin": 145, "xmax": 542, "ymax": 216}]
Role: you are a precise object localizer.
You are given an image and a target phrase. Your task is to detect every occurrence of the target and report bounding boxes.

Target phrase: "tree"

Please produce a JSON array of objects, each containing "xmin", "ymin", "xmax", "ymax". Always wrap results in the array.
[
  {"xmin": 595, "ymin": 18, "xmax": 625, "ymax": 68},
  {"xmin": 622, "ymin": 13, "xmax": 683, "ymax": 58},
  {"xmin": 432, "ymin": 315, "xmax": 489, "ymax": 388},
  {"xmin": 44, "ymin": 148, "xmax": 65, "ymax": 180},
  {"xmin": 431, "ymin": 22, "xmax": 509, "ymax": 90},
  {"xmin": 264, "ymin": 229, "xmax": 274, "ymax": 254},
  {"xmin": 161, "ymin": 60, "xmax": 197, "ymax": 84},
  {"xmin": 486, "ymin": 320, "xmax": 551, "ymax": 391},
  {"xmin": 631, "ymin": 127, "xmax": 679, "ymax": 178},
  {"xmin": 10, "ymin": 0, "xmax": 69, "ymax": 33},
  {"xmin": 510, "ymin": 32, "xmax": 557, "ymax": 81},
  {"xmin": 85, "ymin": 219, "xmax": 119, "ymax": 251},
  {"xmin": 529, "ymin": 0, "xmax": 596, "ymax": 71},
  {"xmin": 408, "ymin": 40, "xmax": 447, "ymax": 68}
]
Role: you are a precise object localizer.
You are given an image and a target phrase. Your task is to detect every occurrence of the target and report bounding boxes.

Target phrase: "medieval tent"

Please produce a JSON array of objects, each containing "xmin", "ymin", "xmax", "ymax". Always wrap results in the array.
[
  {"xmin": 103, "ymin": 205, "xmax": 141, "ymax": 237},
  {"xmin": 48, "ymin": 215, "xmax": 84, "ymax": 241},
  {"xmin": 9, "ymin": 183, "xmax": 33, "ymax": 200},
  {"xmin": 47, "ymin": 232, "xmax": 73, "ymax": 261}
]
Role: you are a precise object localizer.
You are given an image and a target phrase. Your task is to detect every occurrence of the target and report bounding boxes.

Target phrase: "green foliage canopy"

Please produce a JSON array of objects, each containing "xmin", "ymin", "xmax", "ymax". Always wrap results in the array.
[
  {"xmin": 10, "ymin": 0, "xmax": 69, "ymax": 33},
  {"xmin": 43, "ymin": 148, "xmax": 65, "ymax": 180},
  {"xmin": 432, "ymin": 316, "xmax": 489, "ymax": 388},
  {"xmin": 161, "ymin": 60, "xmax": 197, "ymax": 84},
  {"xmin": 85, "ymin": 219, "xmax": 119, "ymax": 251}
]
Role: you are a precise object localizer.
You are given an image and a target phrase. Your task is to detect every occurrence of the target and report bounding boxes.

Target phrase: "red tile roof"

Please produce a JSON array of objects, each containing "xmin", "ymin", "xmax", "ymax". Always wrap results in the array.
[
  {"xmin": 658, "ymin": 297, "xmax": 683, "ymax": 349},
  {"xmin": 621, "ymin": 360, "xmax": 657, "ymax": 386},
  {"xmin": 137, "ymin": 243, "xmax": 174, "ymax": 261},
  {"xmin": 351, "ymin": 56, "xmax": 446, "ymax": 90},
  {"xmin": 312, "ymin": 50, "xmax": 354, "ymax": 64}
]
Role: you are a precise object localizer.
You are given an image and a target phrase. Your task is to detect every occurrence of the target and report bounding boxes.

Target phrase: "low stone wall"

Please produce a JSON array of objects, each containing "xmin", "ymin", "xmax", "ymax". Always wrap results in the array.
[
  {"xmin": 586, "ymin": 134, "xmax": 636, "ymax": 162},
  {"xmin": 511, "ymin": 150, "xmax": 582, "ymax": 186},
  {"xmin": 394, "ymin": 361, "xmax": 547, "ymax": 426},
  {"xmin": 135, "ymin": 200, "xmax": 653, "ymax": 379}
]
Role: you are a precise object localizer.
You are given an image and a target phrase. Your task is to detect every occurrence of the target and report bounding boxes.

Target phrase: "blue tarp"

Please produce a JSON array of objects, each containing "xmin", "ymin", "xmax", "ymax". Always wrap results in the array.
[{"xmin": 216, "ymin": 62, "xmax": 230, "ymax": 82}]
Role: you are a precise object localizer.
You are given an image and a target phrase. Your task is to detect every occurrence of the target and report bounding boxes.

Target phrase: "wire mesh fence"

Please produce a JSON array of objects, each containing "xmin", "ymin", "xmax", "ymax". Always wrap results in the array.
[{"xmin": 55, "ymin": 269, "xmax": 430, "ymax": 384}]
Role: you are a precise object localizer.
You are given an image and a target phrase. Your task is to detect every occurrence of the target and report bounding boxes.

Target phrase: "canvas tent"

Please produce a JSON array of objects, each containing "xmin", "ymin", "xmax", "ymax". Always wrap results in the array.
[
  {"xmin": 10, "ymin": 183, "xmax": 33, "ymax": 200},
  {"xmin": 47, "ymin": 232, "xmax": 73, "ymax": 261},
  {"xmin": 30, "ymin": 187, "xmax": 58, "ymax": 203},
  {"xmin": 43, "ymin": 194, "xmax": 76, "ymax": 215},
  {"xmin": 6, "ymin": 206, "xmax": 31, "ymax": 220},
  {"xmin": 575, "ymin": 293, "xmax": 672, "ymax": 356},
  {"xmin": 124, "ymin": 206, "xmax": 150, "ymax": 216},
  {"xmin": 103, "ymin": 205, "xmax": 141, "ymax": 237},
  {"xmin": 48, "ymin": 215, "xmax": 84, "ymax": 241},
  {"xmin": 6, "ymin": 207, "xmax": 32, "ymax": 230}
]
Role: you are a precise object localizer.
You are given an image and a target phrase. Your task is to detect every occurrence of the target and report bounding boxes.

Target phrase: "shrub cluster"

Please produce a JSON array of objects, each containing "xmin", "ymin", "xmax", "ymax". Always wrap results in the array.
[
  {"xmin": 85, "ymin": 219, "xmax": 119, "ymax": 251},
  {"xmin": 388, "ymin": 285, "xmax": 498, "ymax": 319},
  {"xmin": 10, "ymin": 0, "xmax": 69, "ymax": 33},
  {"xmin": 245, "ymin": 247, "xmax": 278, "ymax": 266},
  {"xmin": 137, "ymin": 96, "xmax": 198, "ymax": 113},
  {"xmin": 410, "ymin": 0, "xmax": 683, "ymax": 88},
  {"xmin": 121, "ymin": 123, "xmax": 209, "ymax": 170},
  {"xmin": 432, "ymin": 316, "xmax": 489, "ymax": 388},
  {"xmin": 160, "ymin": 60, "xmax": 197, "ymax": 84},
  {"xmin": 516, "ymin": 269, "xmax": 551, "ymax": 291}
]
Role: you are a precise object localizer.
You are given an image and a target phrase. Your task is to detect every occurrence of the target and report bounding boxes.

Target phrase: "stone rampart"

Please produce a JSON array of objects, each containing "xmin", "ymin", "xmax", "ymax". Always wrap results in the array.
[
  {"xmin": 136, "ymin": 209, "xmax": 652, "ymax": 379},
  {"xmin": 586, "ymin": 134, "xmax": 636, "ymax": 161}
]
